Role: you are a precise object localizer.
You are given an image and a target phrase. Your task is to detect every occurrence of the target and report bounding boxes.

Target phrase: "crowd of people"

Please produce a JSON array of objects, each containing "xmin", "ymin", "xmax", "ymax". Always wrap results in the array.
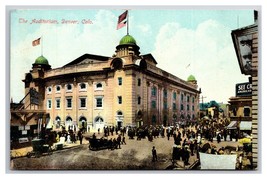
[{"xmin": 41, "ymin": 118, "xmax": 249, "ymax": 169}]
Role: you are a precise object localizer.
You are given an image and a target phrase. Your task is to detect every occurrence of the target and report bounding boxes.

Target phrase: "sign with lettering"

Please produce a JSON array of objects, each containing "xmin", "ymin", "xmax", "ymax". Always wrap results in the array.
[
  {"xmin": 236, "ymin": 82, "xmax": 252, "ymax": 96},
  {"xmin": 30, "ymin": 88, "xmax": 40, "ymax": 105}
]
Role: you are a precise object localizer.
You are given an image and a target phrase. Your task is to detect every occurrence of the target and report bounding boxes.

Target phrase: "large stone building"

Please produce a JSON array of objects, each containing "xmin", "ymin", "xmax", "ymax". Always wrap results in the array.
[{"xmin": 11, "ymin": 34, "xmax": 201, "ymax": 138}]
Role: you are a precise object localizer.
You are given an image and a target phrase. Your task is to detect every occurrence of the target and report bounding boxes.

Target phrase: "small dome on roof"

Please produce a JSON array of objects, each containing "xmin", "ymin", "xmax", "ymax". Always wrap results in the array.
[
  {"xmin": 34, "ymin": 55, "xmax": 49, "ymax": 65},
  {"xmin": 119, "ymin": 35, "xmax": 137, "ymax": 45},
  {"xmin": 187, "ymin": 75, "xmax": 196, "ymax": 82}
]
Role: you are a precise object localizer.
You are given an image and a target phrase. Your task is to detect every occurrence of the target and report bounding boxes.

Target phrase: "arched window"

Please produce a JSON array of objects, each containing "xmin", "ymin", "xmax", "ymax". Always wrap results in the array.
[
  {"xmin": 95, "ymin": 117, "xmax": 104, "ymax": 123},
  {"xmin": 140, "ymin": 59, "xmax": 147, "ymax": 70},
  {"xmin": 66, "ymin": 116, "xmax": 73, "ymax": 130},
  {"xmin": 79, "ymin": 116, "xmax": 87, "ymax": 129},
  {"xmin": 66, "ymin": 116, "xmax": 72, "ymax": 122},
  {"xmin": 112, "ymin": 58, "xmax": 123, "ymax": 70},
  {"xmin": 117, "ymin": 111, "xmax": 123, "ymax": 116},
  {"xmin": 96, "ymin": 83, "xmax": 102, "ymax": 88},
  {"xmin": 56, "ymin": 85, "xmax": 61, "ymax": 93},
  {"xmin": 66, "ymin": 84, "xmax": 72, "ymax": 91},
  {"xmin": 79, "ymin": 83, "xmax": 86, "ymax": 90}
]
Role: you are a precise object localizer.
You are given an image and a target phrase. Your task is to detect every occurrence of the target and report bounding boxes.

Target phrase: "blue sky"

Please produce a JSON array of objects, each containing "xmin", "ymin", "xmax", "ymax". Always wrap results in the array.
[{"xmin": 10, "ymin": 8, "xmax": 255, "ymax": 103}]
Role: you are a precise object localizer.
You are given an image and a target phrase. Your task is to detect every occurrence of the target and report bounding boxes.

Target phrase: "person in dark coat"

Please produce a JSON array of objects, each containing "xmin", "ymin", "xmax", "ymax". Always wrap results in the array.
[
  {"xmin": 92, "ymin": 133, "xmax": 96, "ymax": 139},
  {"xmin": 217, "ymin": 133, "xmax": 221, "ymax": 143},
  {"xmin": 184, "ymin": 146, "xmax": 190, "ymax": 165},
  {"xmin": 77, "ymin": 130, "xmax": 83, "ymax": 145},
  {"xmin": 152, "ymin": 146, "xmax": 157, "ymax": 162},
  {"xmin": 117, "ymin": 135, "xmax": 121, "ymax": 149},
  {"xmin": 189, "ymin": 141, "xmax": 194, "ymax": 156}
]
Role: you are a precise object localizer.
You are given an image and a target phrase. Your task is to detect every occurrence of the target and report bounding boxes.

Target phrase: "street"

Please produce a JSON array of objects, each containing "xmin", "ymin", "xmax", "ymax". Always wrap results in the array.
[{"xmin": 10, "ymin": 130, "xmax": 239, "ymax": 171}]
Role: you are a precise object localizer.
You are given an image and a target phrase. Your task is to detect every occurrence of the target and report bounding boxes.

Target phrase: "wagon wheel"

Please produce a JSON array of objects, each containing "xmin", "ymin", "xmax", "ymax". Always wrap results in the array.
[
  {"xmin": 26, "ymin": 152, "xmax": 32, "ymax": 158},
  {"xmin": 35, "ymin": 151, "xmax": 41, "ymax": 158}
]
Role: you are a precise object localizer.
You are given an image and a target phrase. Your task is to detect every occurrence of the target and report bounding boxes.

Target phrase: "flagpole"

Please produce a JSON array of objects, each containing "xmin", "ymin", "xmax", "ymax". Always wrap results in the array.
[
  {"xmin": 127, "ymin": 10, "xmax": 129, "ymax": 35},
  {"xmin": 41, "ymin": 36, "xmax": 43, "ymax": 56}
]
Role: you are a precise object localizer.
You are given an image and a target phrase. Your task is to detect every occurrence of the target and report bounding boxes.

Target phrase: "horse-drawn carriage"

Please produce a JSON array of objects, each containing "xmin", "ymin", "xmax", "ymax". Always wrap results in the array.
[
  {"xmin": 88, "ymin": 137, "xmax": 112, "ymax": 150},
  {"xmin": 27, "ymin": 139, "xmax": 53, "ymax": 158}
]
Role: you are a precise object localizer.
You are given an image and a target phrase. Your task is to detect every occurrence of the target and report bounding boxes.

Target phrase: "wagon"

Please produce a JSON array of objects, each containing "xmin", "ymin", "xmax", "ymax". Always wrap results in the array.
[
  {"xmin": 88, "ymin": 137, "xmax": 112, "ymax": 150},
  {"xmin": 27, "ymin": 139, "xmax": 53, "ymax": 158}
]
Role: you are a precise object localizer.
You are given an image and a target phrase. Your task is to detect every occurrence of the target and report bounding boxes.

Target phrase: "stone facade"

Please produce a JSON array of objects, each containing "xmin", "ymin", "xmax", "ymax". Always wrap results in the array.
[{"xmin": 17, "ymin": 34, "xmax": 200, "ymax": 134}]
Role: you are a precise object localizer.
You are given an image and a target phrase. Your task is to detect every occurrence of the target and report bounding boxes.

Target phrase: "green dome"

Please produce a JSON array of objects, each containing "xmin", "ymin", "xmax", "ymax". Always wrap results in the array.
[
  {"xmin": 187, "ymin": 75, "xmax": 196, "ymax": 82},
  {"xmin": 34, "ymin": 55, "xmax": 49, "ymax": 65},
  {"xmin": 119, "ymin": 35, "xmax": 137, "ymax": 45}
]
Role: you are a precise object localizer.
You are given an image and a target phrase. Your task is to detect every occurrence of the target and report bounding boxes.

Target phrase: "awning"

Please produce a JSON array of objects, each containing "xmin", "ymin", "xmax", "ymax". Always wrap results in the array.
[
  {"xmin": 240, "ymin": 121, "xmax": 252, "ymax": 130},
  {"xmin": 227, "ymin": 121, "xmax": 237, "ymax": 129}
]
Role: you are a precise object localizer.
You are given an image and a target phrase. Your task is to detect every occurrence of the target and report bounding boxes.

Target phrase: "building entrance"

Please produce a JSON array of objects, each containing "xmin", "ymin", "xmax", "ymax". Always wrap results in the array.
[
  {"xmin": 117, "ymin": 121, "xmax": 122, "ymax": 129},
  {"xmin": 94, "ymin": 116, "xmax": 104, "ymax": 131}
]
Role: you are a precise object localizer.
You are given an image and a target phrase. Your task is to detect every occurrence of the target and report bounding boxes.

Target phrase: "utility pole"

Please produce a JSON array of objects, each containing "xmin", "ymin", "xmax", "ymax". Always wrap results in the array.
[
  {"xmin": 201, "ymin": 96, "xmax": 207, "ymax": 108},
  {"xmin": 201, "ymin": 96, "xmax": 207, "ymax": 117}
]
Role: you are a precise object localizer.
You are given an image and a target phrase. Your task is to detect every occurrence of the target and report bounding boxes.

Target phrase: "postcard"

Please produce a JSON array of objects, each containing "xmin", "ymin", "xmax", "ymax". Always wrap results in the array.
[{"xmin": 8, "ymin": 7, "xmax": 259, "ymax": 171}]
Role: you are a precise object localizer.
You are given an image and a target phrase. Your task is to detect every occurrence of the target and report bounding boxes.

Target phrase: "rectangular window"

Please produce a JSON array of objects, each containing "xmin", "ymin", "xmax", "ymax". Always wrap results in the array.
[
  {"xmin": 181, "ymin": 94, "xmax": 184, "ymax": 101},
  {"xmin": 187, "ymin": 104, "xmax": 190, "ymax": 111},
  {"xmin": 66, "ymin": 98, "xmax": 72, "ymax": 109},
  {"xmin": 138, "ymin": 96, "xmax": 141, "ymax": 105},
  {"xmin": 244, "ymin": 107, "xmax": 250, "ymax": 117},
  {"xmin": 95, "ymin": 96, "xmax": 103, "ymax": 108},
  {"xmin": 118, "ymin": 77, "xmax": 122, "ymax": 86},
  {"xmin": 151, "ymin": 87, "xmax": 157, "ymax": 96},
  {"xmin": 151, "ymin": 100, "xmax": 156, "ymax": 108},
  {"xmin": 164, "ymin": 90, "xmax": 168, "ymax": 98},
  {"xmin": 80, "ymin": 97, "xmax": 86, "ymax": 108},
  {"xmin": 138, "ymin": 78, "xmax": 141, "ymax": 86},
  {"xmin": 181, "ymin": 104, "xmax": 184, "ymax": 110},
  {"xmin": 173, "ymin": 92, "xmax": 176, "ymax": 100},
  {"xmin": 164, "ymin": 101, "xmax": 168, "ymax": 109},
  {"xmin": 173, "ymin": 103, "xmax": 177, "ymax": 110},
  {"xmin": 55, "ymin": 98, "xmax": 60, "ymax": 109},
  {"xmin": 118, "ymin": 96, "xmax": 122, "ymax": 104},
  {"xmin": 47, "ymin": 99, "xmax": 52, "ymax": 109},
  {"xmin": 187, "ymin": 96, "xmax": 190, "ymax": 102}
]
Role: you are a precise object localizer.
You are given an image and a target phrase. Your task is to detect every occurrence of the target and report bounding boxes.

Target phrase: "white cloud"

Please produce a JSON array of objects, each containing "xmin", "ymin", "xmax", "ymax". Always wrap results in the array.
[
  {"xmin": 152, "ymin": 19, "xmax": 248, "ymax": 103},
  {"xmin": 137, "ymin": 24, "xmax": 152, "ymax": 35}
]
